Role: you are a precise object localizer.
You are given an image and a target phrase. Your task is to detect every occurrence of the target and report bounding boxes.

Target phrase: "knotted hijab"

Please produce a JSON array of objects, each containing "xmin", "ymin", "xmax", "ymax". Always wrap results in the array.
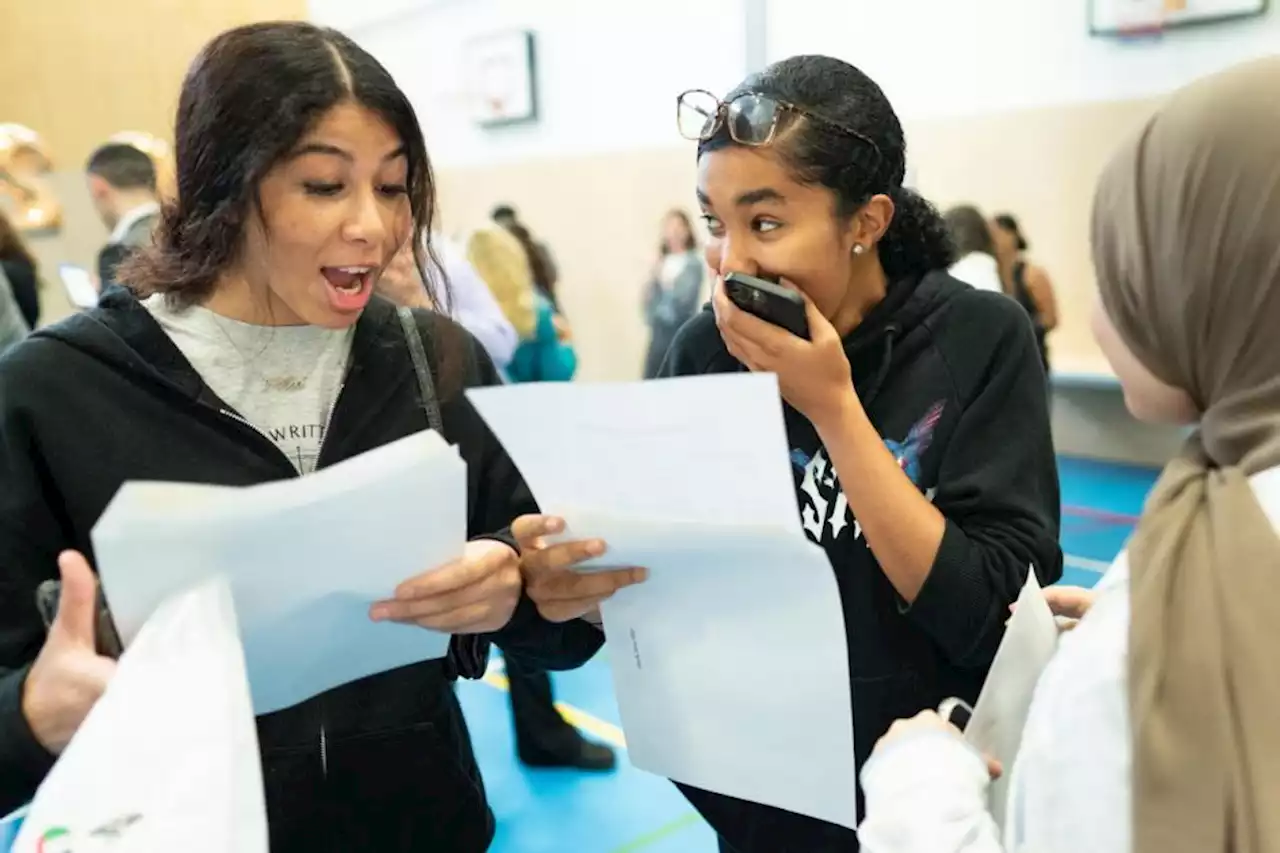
[{"xmin": 1091, "ymin": 56, "xmax": 1280, "ymax": 853}]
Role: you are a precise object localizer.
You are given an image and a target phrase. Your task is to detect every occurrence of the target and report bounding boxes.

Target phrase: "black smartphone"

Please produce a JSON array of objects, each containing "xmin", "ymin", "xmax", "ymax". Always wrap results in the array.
[
  {"xmin": 724, "ymin": 272, "xmax": 810, "ymax": 340},
  {"xmin": 35, "ymin": 579, "xmax": 124, "ymax": 659}
]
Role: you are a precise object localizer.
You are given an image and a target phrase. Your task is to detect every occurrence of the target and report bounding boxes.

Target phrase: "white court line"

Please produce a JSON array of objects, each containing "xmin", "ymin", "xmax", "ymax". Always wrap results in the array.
[{"xmin": 1064, "ymin": 553, "xmax": 1112, "ymax": 574}]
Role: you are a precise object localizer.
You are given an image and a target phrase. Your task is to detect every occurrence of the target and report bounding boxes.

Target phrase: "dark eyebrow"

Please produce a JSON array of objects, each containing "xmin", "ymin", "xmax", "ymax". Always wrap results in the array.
[
  {"xmin": 696, "ymin": 186, "xmax": 786, "ymax": 208},
  {"xmin": 735, "ymin": 187, "xmax": 785, "ymax": 207},
  {"xmin": 291, "ymin": 143, "xmax": 408, "ymax": 163}
]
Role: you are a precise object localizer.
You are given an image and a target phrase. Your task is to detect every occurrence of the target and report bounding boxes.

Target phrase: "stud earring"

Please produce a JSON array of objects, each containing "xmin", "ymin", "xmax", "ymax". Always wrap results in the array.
[{"xmin": 852, "ymin": 244, "xmax": 866, "ymax": 256}]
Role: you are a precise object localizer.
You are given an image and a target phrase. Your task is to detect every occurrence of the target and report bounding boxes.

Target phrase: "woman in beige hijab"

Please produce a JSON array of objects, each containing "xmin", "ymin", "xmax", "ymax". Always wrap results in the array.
[{"xmin": 855, "ymin": 55, "xmax": 1280, "ymax": 853}]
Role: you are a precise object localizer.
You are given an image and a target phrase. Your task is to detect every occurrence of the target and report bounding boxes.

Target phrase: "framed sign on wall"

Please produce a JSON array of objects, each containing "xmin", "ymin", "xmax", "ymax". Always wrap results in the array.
[
  {"xmin": 1089, "ymin": 0, "xmax": 1269, "ymax": 35},
  {"xmin": 464, "ymin": 30, "xmax": 539, "ymax": 128}
]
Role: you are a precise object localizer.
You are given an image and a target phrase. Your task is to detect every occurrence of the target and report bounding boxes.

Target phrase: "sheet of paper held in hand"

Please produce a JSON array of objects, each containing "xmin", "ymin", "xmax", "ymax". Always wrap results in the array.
[
  {"xmin": 468, "ymin": 373, "xmax": 858, "ymax": 829},
  {"xmin": 14, "ymin": 579, "xmax": 267, "ymax": 853},
  {"xmin": 965, "ymin": 569, "xmax": 1060, "ymax": 827},
  {"xmin": 92, "ymin": 431, "xmax": 465, "ymax": 715}
]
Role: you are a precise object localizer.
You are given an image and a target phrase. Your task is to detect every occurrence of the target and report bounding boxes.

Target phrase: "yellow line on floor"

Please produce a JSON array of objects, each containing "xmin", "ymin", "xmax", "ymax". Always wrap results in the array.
[{"xmin": 481, "ymin": 671, "xmax": 628, "ymax": 749}]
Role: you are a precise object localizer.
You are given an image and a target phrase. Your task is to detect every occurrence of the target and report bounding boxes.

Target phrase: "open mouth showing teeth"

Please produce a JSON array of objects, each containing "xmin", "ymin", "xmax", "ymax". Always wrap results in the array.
[{"xmin": 322, "ymin": 266, "xmax": 372, "ymax": 293}]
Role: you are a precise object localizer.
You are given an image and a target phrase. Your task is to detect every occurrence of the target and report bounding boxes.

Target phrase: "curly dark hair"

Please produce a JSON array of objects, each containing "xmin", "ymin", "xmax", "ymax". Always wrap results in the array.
[
  {"xmin": 120, "ymin": 21, "xmax": 447, "ymax": 314},
  {"xmin": 698, "ymin": 55, "xmax": 954, "ymax": 281}
]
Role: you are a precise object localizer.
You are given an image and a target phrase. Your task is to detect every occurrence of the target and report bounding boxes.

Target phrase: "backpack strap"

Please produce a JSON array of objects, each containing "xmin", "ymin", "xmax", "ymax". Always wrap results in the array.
[
  {"xmin": 397, "ymin": 307, "xmax": 444, "ymax": 434},
  {"xmin": 396, "ymin": 306, "xmax": 491, "ymax": 681}
]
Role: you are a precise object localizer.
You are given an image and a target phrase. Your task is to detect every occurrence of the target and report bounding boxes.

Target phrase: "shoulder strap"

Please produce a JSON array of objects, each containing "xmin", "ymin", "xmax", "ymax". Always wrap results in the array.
[
  {"xmin": 397, "ymin": 306, "xmax": 444, "ymax": 435},
  {"xmin": 397, "ymin": 305, "xmax": 491, "ymax": 682}
]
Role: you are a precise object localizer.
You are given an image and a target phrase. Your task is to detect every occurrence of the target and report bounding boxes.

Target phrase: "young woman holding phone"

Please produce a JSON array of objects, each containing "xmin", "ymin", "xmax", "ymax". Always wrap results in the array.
[{"xmin": 525, "ymin": 55, "xmax": 1062, "ymax": 852}]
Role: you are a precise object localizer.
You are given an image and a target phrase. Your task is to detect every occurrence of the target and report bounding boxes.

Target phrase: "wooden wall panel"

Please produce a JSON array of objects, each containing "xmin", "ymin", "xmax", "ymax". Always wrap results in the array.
[{"xmin": 0, "ymin": 0, "xmax": 308, "ymax": 166}]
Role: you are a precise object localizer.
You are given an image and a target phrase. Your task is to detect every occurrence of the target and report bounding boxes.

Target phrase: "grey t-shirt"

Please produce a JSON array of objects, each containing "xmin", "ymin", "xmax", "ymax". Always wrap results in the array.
[{"xmin": 143, "ymin": 295, "xmax": 353, "ymax": 474}]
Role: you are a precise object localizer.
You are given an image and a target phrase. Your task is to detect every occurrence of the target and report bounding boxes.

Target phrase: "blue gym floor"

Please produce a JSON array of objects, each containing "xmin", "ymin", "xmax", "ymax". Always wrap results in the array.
[{"xmin": 457, "ymin": 456, "xmax": 1160, "ymax": 853}]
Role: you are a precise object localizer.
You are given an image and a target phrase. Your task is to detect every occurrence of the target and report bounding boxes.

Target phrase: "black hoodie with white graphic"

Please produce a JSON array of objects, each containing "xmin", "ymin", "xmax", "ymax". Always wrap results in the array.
[{"xmin": 658, "ymin": 270, "xmax": 1062, "ymax": 853}]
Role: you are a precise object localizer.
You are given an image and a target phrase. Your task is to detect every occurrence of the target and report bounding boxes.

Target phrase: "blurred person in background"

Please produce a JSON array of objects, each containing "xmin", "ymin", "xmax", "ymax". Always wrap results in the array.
[
  {"xmin": 505, "ymin": 221, "xmax": 577, "ymax": 384},
  {"xmin": 0, "ymin": 209, "xmax": 40, "ymax": 328},
  {"xmin": 642, "ymin": 209, "xmax": 704, "ymax": 378},
  {"xmin": 0, "ymin": 265, "xmax": 27, "ymax": 353},
  {"xmin": 85, "ymin": 143, "xmax": 160, "ymax": 291},
  {"xmin": 944, "ymin": 205, "xmax": 1002, "ymax": 294},
  {"xmin": 993, "ymin": 213, "xmax": 1057, "ymax": 374},
  {"xmin": 492, "ymin": 203, "xmax": 560, "ymax": 309},
  {"xmin": 378, "ymin": 232, "xmax": 518, "ymax": 373},
  {"xmin": 465, "ymin": 225, "xmax": 536, "ymax": 339}
]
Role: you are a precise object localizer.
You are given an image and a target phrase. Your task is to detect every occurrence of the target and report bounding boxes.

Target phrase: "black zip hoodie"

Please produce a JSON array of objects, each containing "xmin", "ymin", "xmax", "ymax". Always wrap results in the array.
[
  {"xmin": 0, "ymin": 288, "xmax": 603, "ymax": 851},
  {"xmin": 658, "ymin": 271, "xmax": 1062, "ymax": 852}
]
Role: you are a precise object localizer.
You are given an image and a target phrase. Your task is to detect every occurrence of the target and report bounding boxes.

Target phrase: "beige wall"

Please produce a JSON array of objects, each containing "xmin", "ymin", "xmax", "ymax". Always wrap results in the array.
[
  {"xmin": 435, "ymin": 94, "xmax": 1162, "ymax": 383},
  {"xmin": 2, "ymin": 0, "xmax": 308, "ymax": 325},
  {"xmin": 0, "ymin": 0, "xmax": 308, "ymax": 167}
]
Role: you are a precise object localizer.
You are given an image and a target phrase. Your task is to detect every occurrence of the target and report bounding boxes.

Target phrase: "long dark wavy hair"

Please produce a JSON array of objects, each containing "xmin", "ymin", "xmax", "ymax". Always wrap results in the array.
[
  {"xmin": 121, "ymin": 21, "xmax": 447, "ymax": 313},
  {"xmin": 506, "ymin": 222, "xmax": 558, "ymax": 309}
]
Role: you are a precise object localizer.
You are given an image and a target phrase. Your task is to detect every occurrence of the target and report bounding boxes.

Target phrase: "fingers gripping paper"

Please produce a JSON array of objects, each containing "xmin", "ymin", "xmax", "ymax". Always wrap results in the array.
[
  {"xmin": 13, "ymin": 579, "xmax": 267, "ymax": 853},
  {"xmin": 467, "ymin": 374, "xmax": 858, "ymax": 829}
]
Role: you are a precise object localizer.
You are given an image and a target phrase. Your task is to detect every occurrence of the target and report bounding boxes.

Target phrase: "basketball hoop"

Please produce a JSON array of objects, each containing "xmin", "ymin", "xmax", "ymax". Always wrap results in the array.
[
  {"xmin": 1115, "ymin": 17, "xmax": 1166, "ymax": 40},
  {"xmin": 1094, "ymin": 0, "xmax": 1170, "ymax": 40}
]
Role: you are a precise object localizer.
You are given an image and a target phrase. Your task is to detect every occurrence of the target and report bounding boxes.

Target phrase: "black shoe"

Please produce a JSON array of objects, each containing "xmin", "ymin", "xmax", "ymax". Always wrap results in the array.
[{"xmin": 518, "ymin": 738, "xmax": 617, "ymax": 772}]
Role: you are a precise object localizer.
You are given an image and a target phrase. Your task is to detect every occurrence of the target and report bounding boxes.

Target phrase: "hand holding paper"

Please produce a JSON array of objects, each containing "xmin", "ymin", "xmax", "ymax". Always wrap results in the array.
[
  {"xmin": 370, "ymin": 538, "xmax": 523, "ymax": 633},
  {"xmin": 874, "ymin": 710, "xmax": 1004, "ymax": 780},
  {"xmin": 22, "ymin": 552, "xmax": 117, "ymax": 754},
  {"xmin": 14, "ymin": 577, "xmax": 267, "ymax": 853},
  {"xmin": 514, "ymin": 514, "xmax": 648, "ymax": 623},
  {"xmin": 92, "ymin": 431, "xmax": 468, "ymax": 715}
]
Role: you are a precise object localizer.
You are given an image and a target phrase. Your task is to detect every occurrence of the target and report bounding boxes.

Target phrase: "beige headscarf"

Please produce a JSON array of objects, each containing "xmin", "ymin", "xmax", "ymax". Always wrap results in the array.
[{"xmin": 1092, "ymin": 56, "xmax": 1280, "ymax": 853}]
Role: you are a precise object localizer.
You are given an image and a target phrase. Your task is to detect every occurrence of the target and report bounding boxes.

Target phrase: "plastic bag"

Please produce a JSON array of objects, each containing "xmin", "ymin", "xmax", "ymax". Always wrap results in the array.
[{"xmin": 12, "ymin": 577, "xmax": 267, "ymax": 852}]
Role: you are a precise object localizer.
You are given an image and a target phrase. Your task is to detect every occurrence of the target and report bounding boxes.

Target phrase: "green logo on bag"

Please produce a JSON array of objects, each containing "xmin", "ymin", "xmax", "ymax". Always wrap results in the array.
[{"xmin": 36, "ymin": 826, "xmax": 69, "ymax": 852}]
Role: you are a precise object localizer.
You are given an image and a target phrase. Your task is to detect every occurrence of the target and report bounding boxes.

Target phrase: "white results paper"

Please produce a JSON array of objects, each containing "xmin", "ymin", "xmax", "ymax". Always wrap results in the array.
[
  {"xmin": 468, "ymin": 374, "xmax": 857, "ymax": 829},
  {"xmin": 92, "ymin": 430, "xmax": 465, "ymax": 715}
]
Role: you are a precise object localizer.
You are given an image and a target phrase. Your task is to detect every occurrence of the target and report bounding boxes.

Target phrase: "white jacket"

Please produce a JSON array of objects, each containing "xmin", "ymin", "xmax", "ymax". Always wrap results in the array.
[
  {"xmin": 858, "ymin": 466, "xmax": 1280, "ymax": 853},
  {"xmin": 949, "ymin": 253, "xmax": 1004, "ymax": 295}
]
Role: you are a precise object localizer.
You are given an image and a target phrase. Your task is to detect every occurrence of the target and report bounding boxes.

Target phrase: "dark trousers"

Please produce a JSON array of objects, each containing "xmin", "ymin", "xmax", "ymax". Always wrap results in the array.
[{"xmin": 506, "ymin": 653, "xmax": 579, "ymax": 754}]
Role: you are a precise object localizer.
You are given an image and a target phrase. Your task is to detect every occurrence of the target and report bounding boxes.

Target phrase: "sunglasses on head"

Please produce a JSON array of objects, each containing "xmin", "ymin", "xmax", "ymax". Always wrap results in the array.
[{"xmin": 677, "ymin": 89, "xmax": 884, "ymax": 164}]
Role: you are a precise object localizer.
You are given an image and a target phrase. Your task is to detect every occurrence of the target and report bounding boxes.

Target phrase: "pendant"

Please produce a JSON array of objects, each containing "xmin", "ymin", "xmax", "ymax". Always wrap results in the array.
[{"xmin": 263, "ymin": 376, "xmax": 306, "ymax": 392}]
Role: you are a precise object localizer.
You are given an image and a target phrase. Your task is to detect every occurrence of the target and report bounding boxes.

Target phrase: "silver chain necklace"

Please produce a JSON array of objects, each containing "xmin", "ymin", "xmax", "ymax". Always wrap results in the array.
[{"xmin": 206, "ymin": 312, "xmax": 317, "ymax": 394}]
